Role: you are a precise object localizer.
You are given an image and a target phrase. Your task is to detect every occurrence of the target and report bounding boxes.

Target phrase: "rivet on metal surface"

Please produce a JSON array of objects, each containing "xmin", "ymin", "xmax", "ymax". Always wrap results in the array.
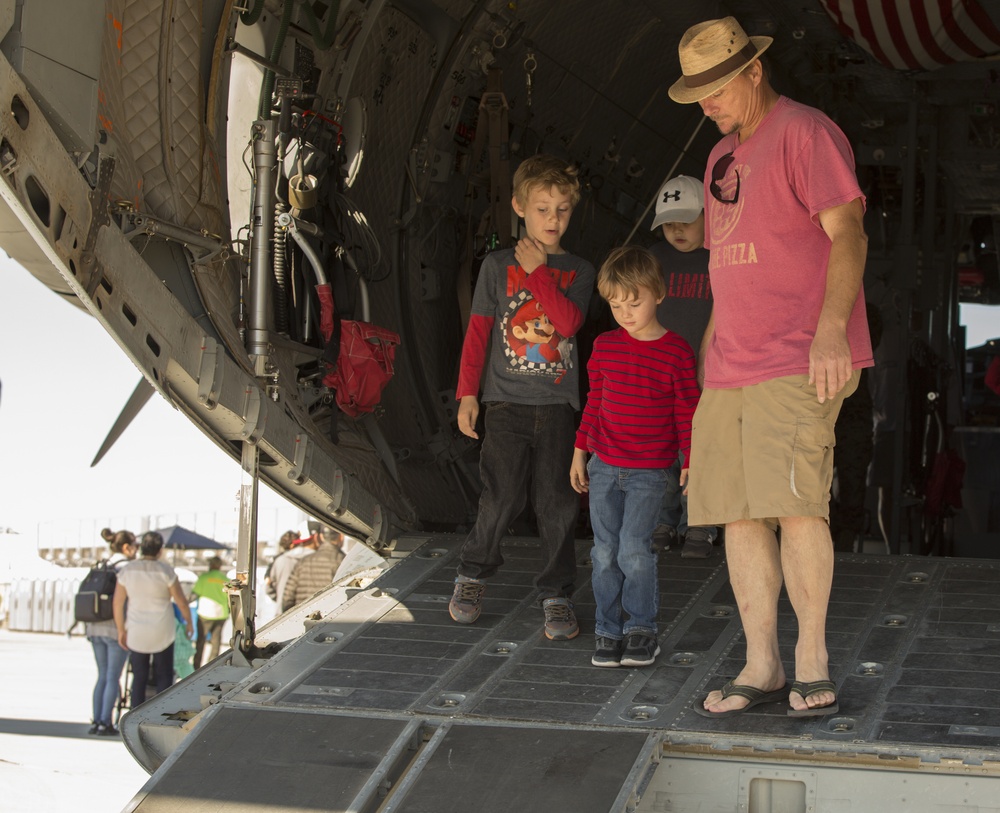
[
  {"xmin": 416, "ymin": 547, "xmax": 448, "ymax": 559},
  {"xmin": 856, "ymin": 661, "xmax": 884, "ymax": 677},
  {"xmin": 312, "ymin": 631, "xmax": 343, "ymax": 644},
  {"xmin": 904, "ymin": 571, "xmax": 929, "ymax": 583},
  {"xmin": 882, "ymin": 614, "xmax": 908, "ymax": 627},
  {"xmin": 487, "ymin": 641, "xmax": 518, "ymax": 656},
  {"xmin": 248, "ymin": 682, "xmax": 276, "ymax": 694},
  {"xmin": 828, "ymin": 717, "xmax": 855, "ymax": 733},
  {"xmin": 705, "ymin": 605, "xmax": 735, "ymax": 618},
  {"xmin": 433, "ymin": 692, "xmax": 466, "ymax": 709},
  {"xmin": 622, "ymin": 705, "xmax": 660, "ymax": 722},
  {"xmin": 669, "ymin": 652, "xmax": 699, "ymax": 667}
]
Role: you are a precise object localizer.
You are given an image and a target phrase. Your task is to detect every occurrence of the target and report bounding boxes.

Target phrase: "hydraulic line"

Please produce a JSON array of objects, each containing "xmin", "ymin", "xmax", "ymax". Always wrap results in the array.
[
  {"xmin": 280, "ymin": 213, "xmax": 328, "ymax": 286},
  {"xmin": 248, "ymin": 119, "xmax": 277, "ymax": 370}
]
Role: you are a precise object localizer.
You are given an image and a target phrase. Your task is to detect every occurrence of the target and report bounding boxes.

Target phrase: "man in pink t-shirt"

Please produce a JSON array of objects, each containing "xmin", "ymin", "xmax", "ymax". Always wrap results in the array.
[{"xmin": 669, "ymin": 17, "xmax": 873, "ymax": 720}]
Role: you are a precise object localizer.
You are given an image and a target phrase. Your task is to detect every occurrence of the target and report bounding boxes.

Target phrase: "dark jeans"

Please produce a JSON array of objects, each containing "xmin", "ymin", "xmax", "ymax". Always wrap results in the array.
[
  {"xmin": 457, "ymin": 401, "xmax": 579, "ymax": 598},
  {"xmin": 129, "ymin": 646, "xmax": 174, "ymax": 709},
  {"xmin": 195, "ymin": 616, "xmax": 227, "ymax": 668}
]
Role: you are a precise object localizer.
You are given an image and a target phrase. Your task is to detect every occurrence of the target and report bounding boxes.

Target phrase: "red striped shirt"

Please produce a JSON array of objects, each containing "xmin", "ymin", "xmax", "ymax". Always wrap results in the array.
[{"xmin": 575, "ymin": 328, "xmax": 700, "ymax": 468}]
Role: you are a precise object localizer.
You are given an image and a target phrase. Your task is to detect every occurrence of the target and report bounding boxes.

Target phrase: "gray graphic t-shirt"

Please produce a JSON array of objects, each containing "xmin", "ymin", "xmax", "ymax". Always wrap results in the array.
[{"xmin": 472, "ymin": 247, "xmax": 595, "ymax": 410}]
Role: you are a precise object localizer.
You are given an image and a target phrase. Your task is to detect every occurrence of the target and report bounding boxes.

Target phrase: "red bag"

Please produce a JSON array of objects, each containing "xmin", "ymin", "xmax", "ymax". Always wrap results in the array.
[{"xmin": 316, "ymin": 284, "xmax": 400, "ymax": 417}]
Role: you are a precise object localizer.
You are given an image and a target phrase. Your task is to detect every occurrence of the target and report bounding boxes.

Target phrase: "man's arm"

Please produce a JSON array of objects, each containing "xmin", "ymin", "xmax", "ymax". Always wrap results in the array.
[
  {"xmin": 812, "ymin": 197, "xmax": 868, "ymax": 403},
  {"xmin": 697, "ymin": 306, "xmax": 714, "ymax": 389}
]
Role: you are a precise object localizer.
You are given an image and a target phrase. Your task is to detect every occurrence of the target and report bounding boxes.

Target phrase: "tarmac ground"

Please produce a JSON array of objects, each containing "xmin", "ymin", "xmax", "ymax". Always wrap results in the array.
[{"xmin": 0, "ymin": 628, "xmax": 150, "ymax": 813}]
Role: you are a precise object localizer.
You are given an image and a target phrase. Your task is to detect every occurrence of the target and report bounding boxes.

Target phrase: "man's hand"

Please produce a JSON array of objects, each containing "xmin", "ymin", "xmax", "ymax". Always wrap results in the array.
[
  {"xmin": 809, "ymin": 320, "xmax": 852, "ymax": 403},
  {"xmin": 680, "ymin": 467, "xmax": 689, "ymax": 496},
  {"xmin": 458, "ymin": 395, "xmax": 480, "ymax": 439},
  {"xmin": 514, "ymin": 236, "xmax": 546, "ymax": 274},
  {"xmin": 570, "ymin": 448, "xmax": 589, "ymax": 493}
]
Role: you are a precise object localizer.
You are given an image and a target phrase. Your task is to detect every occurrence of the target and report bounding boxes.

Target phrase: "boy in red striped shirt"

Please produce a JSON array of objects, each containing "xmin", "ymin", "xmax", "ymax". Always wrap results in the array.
[{"xmin": 571, "ymin": 246, "xmax": 700, "ymax": 667}]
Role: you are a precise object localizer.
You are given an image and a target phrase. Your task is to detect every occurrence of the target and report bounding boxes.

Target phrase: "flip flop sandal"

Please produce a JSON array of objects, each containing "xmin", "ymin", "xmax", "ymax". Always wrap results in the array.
[
  {"xmin": 694, "ymin": 679, "xmax": 789, "ymax": 718},
  {"xmin": 787, "ymin": 679, "xmax": 840, "ymax": 717}
]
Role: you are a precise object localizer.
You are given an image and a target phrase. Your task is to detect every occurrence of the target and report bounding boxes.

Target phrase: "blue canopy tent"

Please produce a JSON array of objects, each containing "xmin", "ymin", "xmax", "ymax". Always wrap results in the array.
[{"xmin": 152, "ymin": 525, "xmax": 230, "ymax": 551}]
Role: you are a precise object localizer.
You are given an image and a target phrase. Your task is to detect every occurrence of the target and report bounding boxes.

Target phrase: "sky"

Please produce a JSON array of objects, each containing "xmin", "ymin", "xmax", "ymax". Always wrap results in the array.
[
  {"xmin": 0, "ymin": 258, "xmax": 304, "ymax": 551},
  {"xmin": 1, "ymin": 254, "xmax": 997, "ymax": 552}
]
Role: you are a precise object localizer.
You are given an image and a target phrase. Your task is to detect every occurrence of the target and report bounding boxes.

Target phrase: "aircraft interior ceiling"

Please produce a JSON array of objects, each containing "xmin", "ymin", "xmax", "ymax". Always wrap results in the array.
[{"xmin": 0, "ymin": 0, "xmax": 998, "ymax": 548}]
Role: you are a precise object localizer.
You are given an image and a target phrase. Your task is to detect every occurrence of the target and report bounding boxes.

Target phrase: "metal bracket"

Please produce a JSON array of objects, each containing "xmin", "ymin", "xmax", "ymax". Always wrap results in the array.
[
  {"xmin": 118, "ymin": 209, "xmax": 229, "ymax": 263},
  {"xmin": 326, "ymin": 466, "xmax": 346, "ymax": 515},
  {"xmin": 288, "ymin": 432, "xmax": 314, "ymax": 484},
  {"xmin": 82, "ymin": 153, "xmax": 116, "ymax": 296},
  {"xmin": 240, "ymin": 386, "xmax": 268, "ymax": 443},
  {"xmin": 196, "ymin": 336, "xmax": 224, "ymax": 409}
]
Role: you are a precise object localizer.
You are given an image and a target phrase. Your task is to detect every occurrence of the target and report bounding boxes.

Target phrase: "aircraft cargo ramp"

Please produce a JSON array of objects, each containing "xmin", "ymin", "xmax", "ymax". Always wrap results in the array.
[{"xmin": 123, "ymin": 535, "xmax": 1000, "ymax": 813}]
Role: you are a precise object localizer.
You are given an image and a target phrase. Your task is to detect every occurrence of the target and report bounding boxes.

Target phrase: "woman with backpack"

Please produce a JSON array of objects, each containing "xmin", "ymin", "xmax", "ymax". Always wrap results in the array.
[
  {"xmin": 85, "ymin": 528, "xmax": 137, "ymax": 736},
  {"xmin": 113, "ymin": 531, "xmax": 194, "ymax": 709}
]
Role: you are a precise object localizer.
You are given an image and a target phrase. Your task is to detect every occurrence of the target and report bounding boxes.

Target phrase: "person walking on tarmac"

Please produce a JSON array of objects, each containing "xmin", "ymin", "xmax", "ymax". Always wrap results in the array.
[
  {"xmin": 85, "ymin": 528, "xmax": 137, "ymax": 735},
  {"xmin": 114, "ymin": 531, "xmax": 194, "ymax": 707},
  {"xmin": 191, "ymin": 556, "xmax": 230, "ymax": 668}
]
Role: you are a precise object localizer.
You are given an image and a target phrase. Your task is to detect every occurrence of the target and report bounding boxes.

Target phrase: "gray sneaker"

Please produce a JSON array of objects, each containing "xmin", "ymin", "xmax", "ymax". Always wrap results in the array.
[
  {"xmin": 652, "ymin": 524, "xmax": 677, "ymax": 552},
  {"xmin": 542, "ymin": 597, "xmax": 579, "ymax": 640},
  {"xmin": 681, "ymin": 526, "xmax": 715, "ymax": 558},
  {"xmin": 448, "ymin": 575, "xmax": 485, "ymax": 624},
  {"xmin": 620, "ymin": 633, "xmax": 660, "ymax": 667},
  {"xmin": 592, "ymin": 636, "xmax": 624, "ymax": 667}
]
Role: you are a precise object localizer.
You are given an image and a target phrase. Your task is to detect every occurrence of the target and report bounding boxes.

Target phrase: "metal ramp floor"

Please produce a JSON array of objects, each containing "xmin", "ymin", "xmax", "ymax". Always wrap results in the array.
[{"xmin": 126, "ymin": 534, "xmax": 1000, "ymax": 812}]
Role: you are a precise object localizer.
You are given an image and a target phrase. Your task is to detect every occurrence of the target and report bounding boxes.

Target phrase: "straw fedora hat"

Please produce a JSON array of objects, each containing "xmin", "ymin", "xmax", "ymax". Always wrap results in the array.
[{"xmin": 669, "ymin": 17, "xmax": 773, "ymax": 104}]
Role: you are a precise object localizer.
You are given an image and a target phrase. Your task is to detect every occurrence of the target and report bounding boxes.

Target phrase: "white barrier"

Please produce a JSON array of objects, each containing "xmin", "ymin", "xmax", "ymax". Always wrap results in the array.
[{"xmin": 6, "ymin": 577, "xmax": 82, "ymax": 634}]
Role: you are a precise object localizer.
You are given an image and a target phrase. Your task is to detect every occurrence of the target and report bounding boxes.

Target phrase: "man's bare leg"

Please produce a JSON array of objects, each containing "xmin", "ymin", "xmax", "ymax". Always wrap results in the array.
[
  {"xmin": 702, "ymin": 518, "xmax": 786, "ymax": 713},
  {"xmin": 780, "ymin": 515, "xmax": 836, "ymax": 712}
]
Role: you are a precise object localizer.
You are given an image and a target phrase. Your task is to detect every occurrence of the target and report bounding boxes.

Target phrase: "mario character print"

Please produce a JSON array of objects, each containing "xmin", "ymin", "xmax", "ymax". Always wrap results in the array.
[{"xmin": 502, "ymin": 291, "xmax": 571, "ymax": 374}]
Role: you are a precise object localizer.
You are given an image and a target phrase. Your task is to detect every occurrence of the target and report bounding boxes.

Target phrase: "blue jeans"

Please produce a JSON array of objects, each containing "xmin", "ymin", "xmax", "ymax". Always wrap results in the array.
[
  {"xmin": 89, "ymin": 635, "xmax": 128, "ymax": 725},
  {"xmin": 658, "ymin": 458, "xmax": 717, "ymax": 541},
  {"xmin": 457, "ymin": 401, "xmax": 579, "ymax": 599},
  {"xmin": 587, "ymin": 455, "xmax": 665, "ymax": 638}
]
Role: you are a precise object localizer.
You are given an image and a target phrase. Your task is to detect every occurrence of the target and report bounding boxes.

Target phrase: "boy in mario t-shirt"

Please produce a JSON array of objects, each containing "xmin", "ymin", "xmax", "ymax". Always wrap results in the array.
[{"xmin": 450, "ymin": 153, "xmax": 595, "ymax": 642}]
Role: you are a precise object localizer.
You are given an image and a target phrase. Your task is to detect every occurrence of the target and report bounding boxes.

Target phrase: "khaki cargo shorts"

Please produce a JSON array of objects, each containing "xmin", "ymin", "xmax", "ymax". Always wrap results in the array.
[{"xmin": 687, "ymin": 372, "xmax": 860, "ymax": 528}]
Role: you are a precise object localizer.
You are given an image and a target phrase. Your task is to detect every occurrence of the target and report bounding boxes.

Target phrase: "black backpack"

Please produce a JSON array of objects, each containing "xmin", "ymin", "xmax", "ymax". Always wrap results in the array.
[{"xmin": 73, "ymin": 561, "xmax": 119, "ymax": 624}]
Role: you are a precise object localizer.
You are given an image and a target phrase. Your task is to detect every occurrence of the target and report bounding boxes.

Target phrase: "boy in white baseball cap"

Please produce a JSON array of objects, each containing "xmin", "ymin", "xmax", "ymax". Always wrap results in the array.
[
  {"xmin": 649, "ymin": 174, "xmax": 718, "ymax": 559},
  {"xmin": 651, "ymin": 174, "xmax": 704, "ymax": 238}
]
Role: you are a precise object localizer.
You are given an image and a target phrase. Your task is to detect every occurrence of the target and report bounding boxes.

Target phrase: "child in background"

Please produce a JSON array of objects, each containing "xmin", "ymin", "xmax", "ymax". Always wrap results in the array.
[
  {"xmin": 451, "ymin": 154, "xmax": 596, "ymax": 640},
  {"xmin": 649, "ymin": 174, "xmax": 718, "ymax": 558},
  {"xmin": 571, "ymin": 246, "xmax": 700, "ymax": 667}
]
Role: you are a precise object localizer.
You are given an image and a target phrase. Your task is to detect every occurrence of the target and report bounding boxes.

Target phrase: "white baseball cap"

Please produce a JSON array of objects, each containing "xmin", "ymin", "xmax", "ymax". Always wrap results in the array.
[{"xmin": 651, "ymin": 175, "xmax": 704, "ymax": 229}]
